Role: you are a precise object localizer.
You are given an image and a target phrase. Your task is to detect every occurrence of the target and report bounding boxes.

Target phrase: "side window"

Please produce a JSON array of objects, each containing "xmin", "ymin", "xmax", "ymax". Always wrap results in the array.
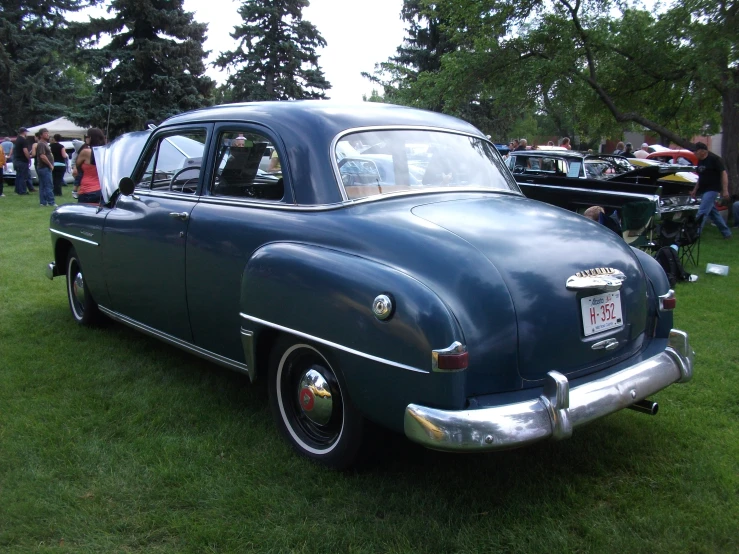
[
  {"xmin": 211, "ymin": 130, "xmax": 284, "ymax": 201},
  {"xmin": 135, "ymin": 130, "xmax": 207, "ymax": 194}
]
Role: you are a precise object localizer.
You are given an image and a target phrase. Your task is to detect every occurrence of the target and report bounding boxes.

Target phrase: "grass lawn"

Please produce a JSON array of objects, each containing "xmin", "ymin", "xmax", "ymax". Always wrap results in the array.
[{"xmin": 1, "ymin": 190, "xmax": 737, "ymax": 553}]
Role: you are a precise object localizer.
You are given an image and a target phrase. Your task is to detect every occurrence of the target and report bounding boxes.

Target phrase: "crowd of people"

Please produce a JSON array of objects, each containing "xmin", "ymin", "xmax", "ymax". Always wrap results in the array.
[{"xmin": 1, "ymin": 126, "xmax": 103, "ymax": 205}]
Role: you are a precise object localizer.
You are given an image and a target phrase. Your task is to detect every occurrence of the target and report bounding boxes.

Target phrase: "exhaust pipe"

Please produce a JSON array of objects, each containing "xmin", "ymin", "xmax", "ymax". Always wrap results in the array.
[{"xmin": 628, "ymin": 399, "xmax": 659, "ymax": 416}]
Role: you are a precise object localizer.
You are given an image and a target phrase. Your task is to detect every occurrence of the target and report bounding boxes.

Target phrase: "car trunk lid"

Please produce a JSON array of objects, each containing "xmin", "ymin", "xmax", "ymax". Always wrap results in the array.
[{"xmin": 411, "ymin": 194, "xmax": 648, "ymax": 382}]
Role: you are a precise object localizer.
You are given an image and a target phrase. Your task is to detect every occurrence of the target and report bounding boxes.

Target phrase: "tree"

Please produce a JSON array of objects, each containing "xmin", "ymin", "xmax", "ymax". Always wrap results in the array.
[
  {"xmin": 0, "ymin": 0, "xmax": 97, "ymax": 134},
  {"xmin": 373, "ymin": 0, "xmax": 738, "ymax": 191},
  {"xmin": 215, "ymin": 0, "xmax": 330, "ymax": 102},
  {"xmin": 72, "ymin": 0, "xmax": 214, "ymax": 136}
]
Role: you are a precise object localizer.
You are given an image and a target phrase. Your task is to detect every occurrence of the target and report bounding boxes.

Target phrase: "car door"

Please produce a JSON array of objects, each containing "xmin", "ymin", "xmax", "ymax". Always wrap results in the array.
[{"xmin": 102, "ymin": 125, "xmax": 212, "ymax": 341}]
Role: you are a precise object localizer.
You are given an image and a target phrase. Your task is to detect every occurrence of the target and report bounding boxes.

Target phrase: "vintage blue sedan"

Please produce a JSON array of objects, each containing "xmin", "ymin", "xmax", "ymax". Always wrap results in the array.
[{"xmin": 46, "ymin": 102, "xmax": 694, "ymax": 468}]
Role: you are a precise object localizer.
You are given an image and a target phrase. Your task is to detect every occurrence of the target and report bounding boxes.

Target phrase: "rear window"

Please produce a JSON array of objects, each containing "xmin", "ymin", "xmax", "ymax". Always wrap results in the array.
[{"xmin": 335, "ymin": 129, "xmax": 519, "ymax": 200}]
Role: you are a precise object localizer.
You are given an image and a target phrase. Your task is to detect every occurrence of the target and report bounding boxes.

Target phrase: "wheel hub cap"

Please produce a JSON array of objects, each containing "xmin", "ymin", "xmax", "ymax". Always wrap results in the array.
[
  {"xmin": 73, "ymin": 272, "xmax": 85, "ymax": 307},
  {"xmin": 297, "ymin": 368, "xmax": 333, "ymax": 426}
]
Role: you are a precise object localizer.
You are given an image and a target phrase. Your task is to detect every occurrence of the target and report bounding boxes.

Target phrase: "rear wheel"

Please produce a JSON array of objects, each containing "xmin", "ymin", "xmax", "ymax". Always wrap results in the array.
[
  {"xmin": 268, "ymin": 336, "xmax": 365, "ymax": 469},
  {"xmin": 66, "ymin": 246, "xmax": 101, "ymax": 325}
]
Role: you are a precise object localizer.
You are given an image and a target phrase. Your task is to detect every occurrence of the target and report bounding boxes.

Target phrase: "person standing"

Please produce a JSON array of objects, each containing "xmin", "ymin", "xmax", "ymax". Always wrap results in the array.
[
  {"xmin": 561, "ymin": 137, "xmax": 572, "ymax": 150},
  {"xmin": 634, "ymin": 143, "xmax": 651, "ymax": 159},
  {"xmin": 612, "ymin": 141, "xmax": 625, "ymax": 155},
  {"xmin": 50, "ymin": 134, "xmax": 68, "ymax": 196},
  {"xmin": 12, "ymin": 127, "xmax": 31, "ymax": 195},
  {"xmin": 35, "ymin": 128, "xmax": 56, "ymax": 207},
  {"xmin": 1, "ymin": 136, "xmax": 12, "ymax": 158},
  {"xmin": 75, "ymin": 128, "xmax": 105, "ymax": 204},
  {"xmin": 690, "ymin": 142, "xmax": 731, "ymax": 239},
  {"xmin": 514, "ymin": 139, "xmax": 527, "ymax": 152},
  {"xmin": 622, "ymin": 143, "xmax": 635, "ymax": 158},
  {"xmin": 0, "ymin": 141, "xmax": 6, "ymax": 197}
]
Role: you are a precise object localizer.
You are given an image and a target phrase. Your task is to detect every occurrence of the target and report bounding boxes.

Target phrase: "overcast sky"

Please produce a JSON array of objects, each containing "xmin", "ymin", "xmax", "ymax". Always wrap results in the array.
[
  {"xmin": 75, "ymin": 1, "xmax": 407, "ymax": 101},
  {"xmin": 185, "ymin": 0, "xmax": 407, "ymax": 101}
]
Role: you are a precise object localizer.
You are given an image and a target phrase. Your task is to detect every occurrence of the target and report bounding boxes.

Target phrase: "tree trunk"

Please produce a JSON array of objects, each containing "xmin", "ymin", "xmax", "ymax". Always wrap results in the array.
[{"xmin": 721, "ymin": 85, "xmax": 739, "ymax": 196}]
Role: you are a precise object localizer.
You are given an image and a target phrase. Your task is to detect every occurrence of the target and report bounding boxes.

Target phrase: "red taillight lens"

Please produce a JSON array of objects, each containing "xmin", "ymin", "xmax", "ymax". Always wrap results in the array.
[
  {"xmin": 436, "ymin": 351, "xmax": 468, "ymax": 370},
  {"xmin": 659, "ymin": 290, "xmax": 676, "ymax": 311}
]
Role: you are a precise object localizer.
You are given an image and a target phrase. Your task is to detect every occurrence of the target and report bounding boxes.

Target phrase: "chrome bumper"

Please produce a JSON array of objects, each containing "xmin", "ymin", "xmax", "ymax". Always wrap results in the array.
[{"xmin": 404, "ymin": 329, "xmax": 693, "ymax": 452}]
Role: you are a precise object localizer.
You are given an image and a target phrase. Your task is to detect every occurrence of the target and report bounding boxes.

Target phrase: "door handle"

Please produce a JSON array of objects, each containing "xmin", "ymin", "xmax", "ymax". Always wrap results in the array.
[{"xmin": 168, "ymin": 212, "xmax": 189, "ymax": 221}]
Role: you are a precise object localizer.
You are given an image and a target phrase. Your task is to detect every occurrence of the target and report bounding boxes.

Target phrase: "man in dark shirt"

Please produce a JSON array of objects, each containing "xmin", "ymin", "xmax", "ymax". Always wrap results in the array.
[
  {"xmin": 690, "ymin": 142, "xmax": 731, "ymax": 239},
  {"xmin": 12, "ymin": 127, "xmax": 31, "ymax": 195}
]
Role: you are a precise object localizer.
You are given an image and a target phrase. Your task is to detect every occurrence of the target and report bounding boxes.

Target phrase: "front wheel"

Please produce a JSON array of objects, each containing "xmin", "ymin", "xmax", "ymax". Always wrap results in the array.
[
  {"xmin": 268, "ymin": 337, "xmax": 365, "ymax": 469},
  {"xmin": 66, "ymin": 246, "xmax": 101, "ymax": 325}
]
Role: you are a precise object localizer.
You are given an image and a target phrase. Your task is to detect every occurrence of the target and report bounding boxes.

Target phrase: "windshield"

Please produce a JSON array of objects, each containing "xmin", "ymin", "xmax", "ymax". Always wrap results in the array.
[{"xmin": 335, "ymin": 129, "xmax": 519, "ymax": 200}]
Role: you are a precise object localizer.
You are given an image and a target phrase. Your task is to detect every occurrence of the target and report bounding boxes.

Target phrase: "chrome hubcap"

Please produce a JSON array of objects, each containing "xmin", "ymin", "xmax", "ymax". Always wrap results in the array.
[
  {"xmin": 297, "ymin": 368, "xmax": 333, "ymax": 426},
  {"xmin": 73, "ymin": 271, "xmax": 85, "ymax": 309}
]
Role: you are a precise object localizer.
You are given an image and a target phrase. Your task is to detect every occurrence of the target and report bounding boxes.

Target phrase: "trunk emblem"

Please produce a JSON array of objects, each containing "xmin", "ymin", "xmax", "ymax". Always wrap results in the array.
[{"xmin": 566, "ymin": 268, "xmax": 626, "ymax": 292}]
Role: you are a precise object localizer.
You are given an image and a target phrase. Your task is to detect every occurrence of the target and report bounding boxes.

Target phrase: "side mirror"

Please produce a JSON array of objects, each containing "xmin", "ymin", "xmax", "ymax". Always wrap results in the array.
[{"xmin": 118, "ymin": 177, "xmax": 135, "ymax": 196}]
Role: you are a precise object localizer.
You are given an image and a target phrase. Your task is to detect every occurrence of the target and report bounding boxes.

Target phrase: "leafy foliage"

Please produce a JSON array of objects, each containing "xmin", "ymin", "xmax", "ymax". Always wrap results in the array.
[
  {"xmin": 71, "ymin": 0, "xmax": 215, "ymax": 136},
  {"xmin": 215, "ymin": 0, "xmax": 330, "ymax": 102},
  {"xmin": 0, "ymin": 0, "xmax": 97, "ymax": 135}
]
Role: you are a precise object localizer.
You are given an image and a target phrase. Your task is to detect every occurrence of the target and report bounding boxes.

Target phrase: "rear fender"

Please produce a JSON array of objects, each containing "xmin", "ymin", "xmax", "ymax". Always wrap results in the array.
[
  {"xmin": 631, "ymin": 247, "xmax": 673, "ymax": 337},
  {"xmin": 240, "ymin": 243, "xmax": 469, "ymax": 420}
]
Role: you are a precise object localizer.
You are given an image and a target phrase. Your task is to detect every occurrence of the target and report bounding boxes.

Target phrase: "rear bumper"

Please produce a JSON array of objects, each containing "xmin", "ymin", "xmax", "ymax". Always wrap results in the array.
[
  {"xmin": 46, "ymin": 262, "xmax": 59, "ymax": 280},
  {"xmin": 404, "ymin": 329, "xmax": 693, "ymax": 451}
]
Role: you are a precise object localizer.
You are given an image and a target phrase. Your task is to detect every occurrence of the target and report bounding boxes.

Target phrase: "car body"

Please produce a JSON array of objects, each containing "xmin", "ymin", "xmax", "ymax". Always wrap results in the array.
[
  {"xmin": 507, "ymin": 149, "xmax": 698, "ymax": 221},
  {"xmin": 45, "ymin": 102, "xmax": 694, "ymax": 468},
  {"xmin": 647, "ymin": 149, "xmax": 698, "ymax": 166}
]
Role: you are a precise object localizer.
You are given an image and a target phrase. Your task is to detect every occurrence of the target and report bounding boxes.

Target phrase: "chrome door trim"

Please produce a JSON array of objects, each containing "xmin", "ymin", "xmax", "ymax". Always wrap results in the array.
[
  {"xmin": 240, "ymin": 312, "xmax": 429, "ymax": 374},
  {"xmin": 98, "ymin": 305, "xmax": 250, "ymax": 376},
  {"xmin": 50, "ymin": 228, "xmax": 99, "ymax": 247}
]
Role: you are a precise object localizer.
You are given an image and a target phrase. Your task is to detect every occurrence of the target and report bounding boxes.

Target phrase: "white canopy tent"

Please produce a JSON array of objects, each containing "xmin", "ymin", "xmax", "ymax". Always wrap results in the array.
[{"xmin": 27, "ymin": 117, "xmax": 87, "ymax": 139}]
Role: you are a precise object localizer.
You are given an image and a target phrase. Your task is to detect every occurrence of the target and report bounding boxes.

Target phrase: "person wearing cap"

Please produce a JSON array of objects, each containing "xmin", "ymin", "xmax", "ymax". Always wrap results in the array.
[
  {"xmin": 12, "ymin": 127, "xmax": 32, "ymax": 195},
  {"xmin": 634, "ymin": 142, "xmax": 652, "ymax": 159},
  {"xmin": 691, "ymin": 142, "xmax": 731, "ymax": 239}
]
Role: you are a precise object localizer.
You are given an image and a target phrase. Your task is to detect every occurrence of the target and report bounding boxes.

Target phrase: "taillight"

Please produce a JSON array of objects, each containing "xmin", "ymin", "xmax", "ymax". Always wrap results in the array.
[
  {"xmin": 659, "ymin": 290, "xmax": 676, "ymax": 311},
  {"xmin": 432, "ymin": 342, "xmax": 468, "ymax": 372}
]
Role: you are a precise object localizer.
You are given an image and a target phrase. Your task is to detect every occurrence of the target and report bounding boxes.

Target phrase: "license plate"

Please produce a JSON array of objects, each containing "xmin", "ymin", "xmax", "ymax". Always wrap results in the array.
[{"xmin": 581, "ymin": 291, "xmax": 623, "ymax": 337}]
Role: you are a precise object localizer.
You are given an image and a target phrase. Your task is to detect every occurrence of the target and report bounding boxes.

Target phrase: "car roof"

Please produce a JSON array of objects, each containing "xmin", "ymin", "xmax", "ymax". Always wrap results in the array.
[{"xmin": 158, "ymin": 101, "xmax": 488, "ymax": 205}]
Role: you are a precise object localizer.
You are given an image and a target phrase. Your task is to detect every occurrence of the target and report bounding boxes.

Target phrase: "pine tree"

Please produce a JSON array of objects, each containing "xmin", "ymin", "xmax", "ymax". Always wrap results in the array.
[
  {"xmin": 0, "ymin": 0, "xmax": 95, "ymax": 134},
  {"xmin": 215, "ymin": 0, "xmax": 330, "ymax": 102},
  {"xmin": 73, "ymin": 0, "xmax": 214, "ymax": 136}
]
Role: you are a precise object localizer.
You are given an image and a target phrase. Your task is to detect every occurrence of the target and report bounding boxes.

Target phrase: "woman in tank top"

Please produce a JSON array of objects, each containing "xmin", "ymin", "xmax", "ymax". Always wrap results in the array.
[{"xmin": 75, "ymin": 128, "xmax": 106, "ymax": 204}]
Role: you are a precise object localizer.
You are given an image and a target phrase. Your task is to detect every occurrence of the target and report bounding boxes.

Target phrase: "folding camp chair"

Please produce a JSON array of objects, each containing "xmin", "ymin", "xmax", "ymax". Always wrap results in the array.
[
  {"xmin": 675, "ymin": 216, "xmax": 701, "ymax": 267},
  {"xmin": 656, "ymin": 215, "xmax": 701, "ymax": 268},
  {"xmin": 621, "ymin": 200, "xmax": 658, "ymax": 251}
]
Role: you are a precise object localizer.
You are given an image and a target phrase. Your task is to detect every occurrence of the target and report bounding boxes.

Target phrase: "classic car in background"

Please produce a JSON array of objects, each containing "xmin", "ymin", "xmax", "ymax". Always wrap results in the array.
[
  {"xmin": 506, "ymin": 149, "xmax": 698, "ymax": 221},
  {"xmin": 646, "ymin": 149, "xmax": 698, "ymax": 166},
  {"xmin": 46, "ymin": 102, "xmax": 694, "ymax": 468}
]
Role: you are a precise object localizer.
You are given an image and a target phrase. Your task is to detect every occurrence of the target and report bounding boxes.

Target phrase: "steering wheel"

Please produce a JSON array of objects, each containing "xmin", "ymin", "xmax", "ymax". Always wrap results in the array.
[{"xmin": 170, "ymin": 166, "xmax": 201, "ymax": 193}]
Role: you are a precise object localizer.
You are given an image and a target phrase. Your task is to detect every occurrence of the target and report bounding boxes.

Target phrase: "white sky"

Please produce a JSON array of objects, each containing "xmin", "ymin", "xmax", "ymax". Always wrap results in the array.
[
  {"xmin": 73, "ymin": 1, "xmax": 406, "ymax": 101},
  {"xmin": 185, "ymin": 0, "xmax": 408, "ymax": 101}
]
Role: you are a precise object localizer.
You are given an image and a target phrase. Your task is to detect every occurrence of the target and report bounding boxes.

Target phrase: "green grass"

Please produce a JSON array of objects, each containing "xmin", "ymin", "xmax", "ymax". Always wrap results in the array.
[{"xmin": 1, "ymin": 191, "xmax": 737, "ymax": 553}]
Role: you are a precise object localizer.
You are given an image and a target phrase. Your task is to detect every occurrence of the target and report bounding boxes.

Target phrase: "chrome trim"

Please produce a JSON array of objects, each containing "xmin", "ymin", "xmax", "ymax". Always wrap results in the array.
[
  {"xmin": 240, "ymin": 312, "xmax": 428, "ymax": 374},
  {"xmin": 591, "ymin": 338, "xmax": 619, "ymax": 351},
  {"xmin": 659, "ymin": 289, "xmax": 675, "ymax": 311},
  {"xmin": 126, "ymin": 190, "xmax": 201, "ymax": 202},
  {"xmin": 240, "ymin": 329, "xmax": 256, "ymax": 383},
  {"xmin": 98, "ymin": 306, "xmax": 250, "ymax": 375},
  {"xmin": 566, "ymin": 268, "xmax": 626, "ymax": 292},
  {"xmin": 431, "ymin": 341, "xmax": 467, "ymax": 372},
  {"xmin": 49, "ymin": 228, "xmax": 99, "ymax": 247},
  {"xmin": 404, "ymin": 328, "xmax": 693, "ymax": 451},
  {"xmin": 372, "ymin": 294, "xmax": 393, "ymax": 320}
]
